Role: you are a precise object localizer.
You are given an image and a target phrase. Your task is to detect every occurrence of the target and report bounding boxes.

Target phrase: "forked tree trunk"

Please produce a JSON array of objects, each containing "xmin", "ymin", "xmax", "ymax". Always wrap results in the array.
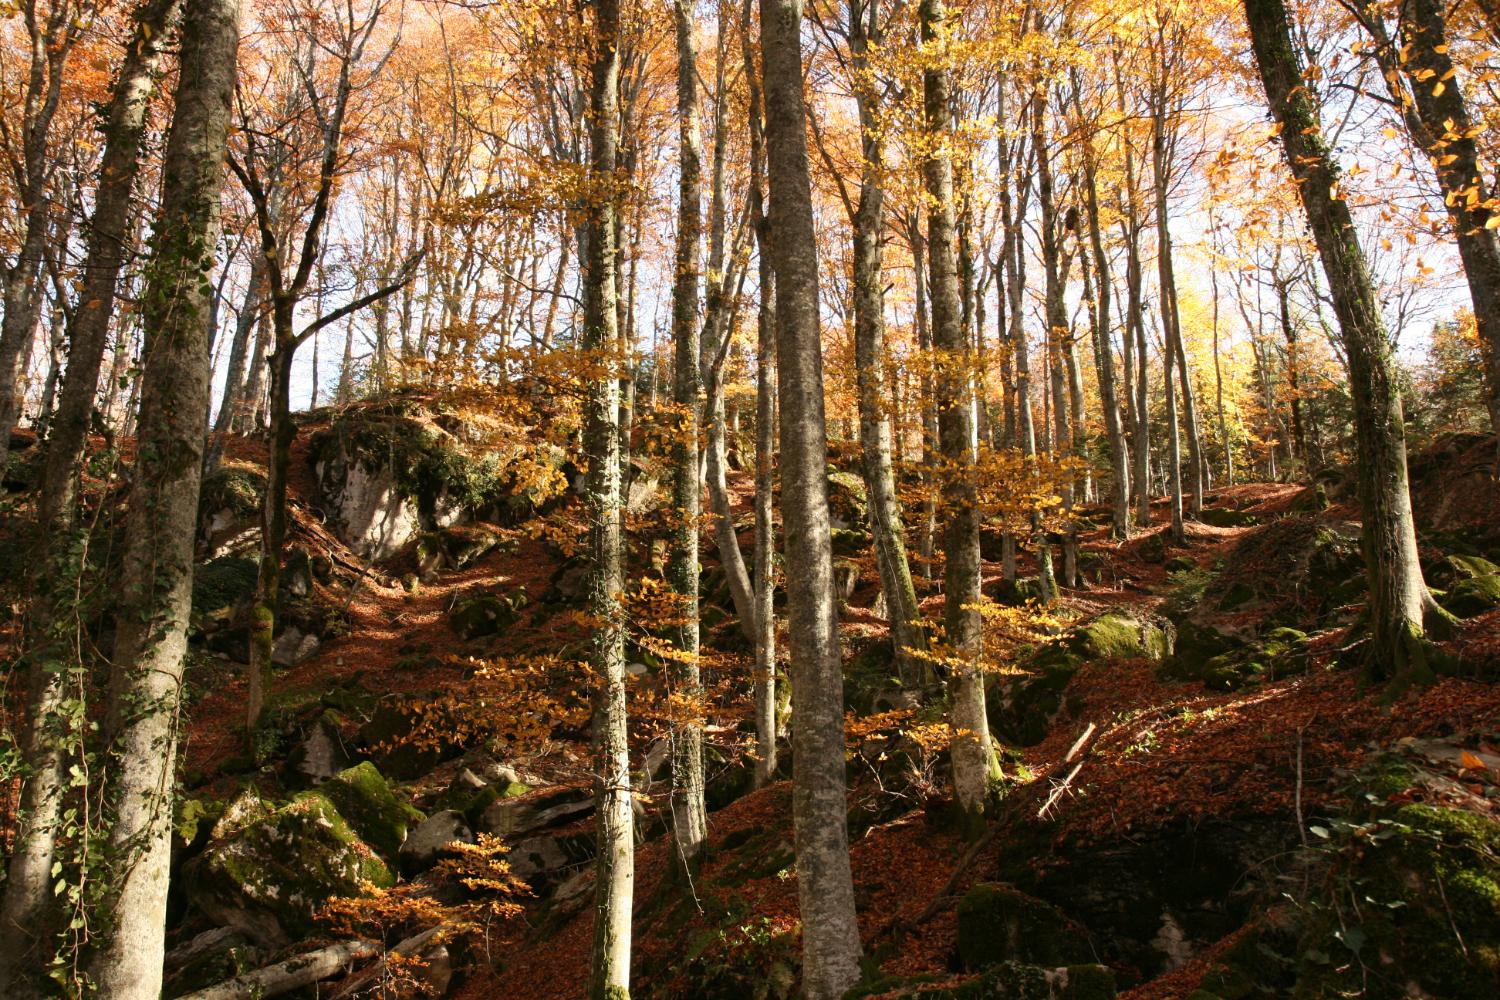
[
  {"xmin": 1244, "ymin": 0, "xmax": 1450, "ymax": 683},
  {"xmin": 759, "ymin": 0, "xmax": 863, "ymax": 993},
  {"xmin": 921, "ymin": 0, "xmax": 1000, "ymax": 838},
  {"xmin": 585, "ymin": 2, "xmax": 633, "ymax": 996},
  {"xmin": 87, "ymin": 3, "xmax": 242, "ymax": 996}
]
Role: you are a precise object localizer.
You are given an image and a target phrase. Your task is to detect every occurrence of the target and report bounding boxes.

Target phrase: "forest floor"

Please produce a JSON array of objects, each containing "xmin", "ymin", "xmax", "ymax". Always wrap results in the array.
[{"xmin": 5, "ymin": 421, "xmax": 1499, "ymax": 999}]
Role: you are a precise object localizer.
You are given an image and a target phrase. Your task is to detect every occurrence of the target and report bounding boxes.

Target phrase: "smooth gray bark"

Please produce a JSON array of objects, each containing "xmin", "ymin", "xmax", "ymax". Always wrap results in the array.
[
  {"xmin": 921, "ymin": 0, "xmax": 1000, "ymax": 837},
  {"xmin": 759, "ymin": 0, "xmax": 863, "ymax": 993},
  {"xmin": 668, "ymin": 0, "xmax": 708, "ymax": 884},
  {"xmin": 584, "ymin": 2, "xmax": 633, "ymax": 996},
  {"xmin": 87, "ymin": 3, "xmax": 242, "ymax": 996}
]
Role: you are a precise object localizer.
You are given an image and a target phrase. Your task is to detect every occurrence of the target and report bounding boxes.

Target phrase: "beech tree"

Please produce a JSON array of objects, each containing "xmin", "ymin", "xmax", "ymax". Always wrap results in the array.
[
  {"xmin": 759, "ymin": 0, "xmax": 863, "ymax": 993},
  {"xmin": 1244, "ymin": 0, "xmax": 1451, "ymax": 681},
  {"xmin": 87, "ymin": 1, "xmax": 242, "ymax": 995}
]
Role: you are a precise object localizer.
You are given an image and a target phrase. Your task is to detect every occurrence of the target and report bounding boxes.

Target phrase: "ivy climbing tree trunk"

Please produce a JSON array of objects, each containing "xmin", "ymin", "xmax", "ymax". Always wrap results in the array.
[
  {"xmin": 0, "ymin": 4, "xmax": 180, "ymax": 991},
  {"xmin": 1243, "ymin": 0, "xmax": 1451, "ymax": 683},
  {"xmin": 759, "ymin": 0, "xmax": 863, "ymax": 993},
  {"xmin": 584, "ymin": 2, "xmax": 633, "ymax": 997},
  {"xmin": 921, "ymin": 0, "xmax": 1001, "ymax": 838},
  {"xmin": 87, "ymin": 2, "xmax": 242, "ymax": 996}
]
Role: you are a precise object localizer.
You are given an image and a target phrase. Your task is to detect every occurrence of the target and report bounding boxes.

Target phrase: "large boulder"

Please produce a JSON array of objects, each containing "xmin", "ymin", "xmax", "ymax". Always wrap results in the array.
[
  {"xmin": 318, "ymin": 761, "xmax": 424, "ymax": 857},
  {"xmin": 197, "ymin": 466, "xmax": 267, "ymax": 559},
  {"xmin": 398, "ymin": 809, "xmax": 474, "ymax": 877},
  {"xmin": 958, "ymin": 884, "xmax": 1096, "ymax": 971},
  {"xmin": 990, "ymin": 614, "xmax": 1172, "ymax": 746},
  {"xmin": 903, "ymin": 961, "xmax": 1117, "ymax": 999},
  {"xmin": 448, "ymin": 588, "xmax": 527, "ymax": 641},
  {"xmin": 477, "ymin": 786, "xmax": 593, "ymax": 840},
  {"xmin": 187, "ymin": 793, "xmax": 394, "ymax": 947}
]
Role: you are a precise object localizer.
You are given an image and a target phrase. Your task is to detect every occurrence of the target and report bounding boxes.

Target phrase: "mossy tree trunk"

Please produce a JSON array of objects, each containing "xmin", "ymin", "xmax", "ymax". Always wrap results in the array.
[
  {"xmin": 759, "ymin": 0, "xmax": 864, "ymax": 993},
  {"xmin": 848, "ymin": 0, "xmax": 927, "ymax": 681},
  {"xmin": 584, "ymin": 3, "xmax": 633, "ymax": 998},
  {"xmin": 0, "ymin": 4, "xmax": 181, "ymax": 989},
  {"xmin": 87, "ymin": 3, "xmax": 242, "ymax": 995},
  {"xmin": 1243, "ymin": 0, "xmax": 1451, "ymax": 683},
  {"xmin": 921, "ymin": 0, "xmax": 1001, "ymax": 838}
]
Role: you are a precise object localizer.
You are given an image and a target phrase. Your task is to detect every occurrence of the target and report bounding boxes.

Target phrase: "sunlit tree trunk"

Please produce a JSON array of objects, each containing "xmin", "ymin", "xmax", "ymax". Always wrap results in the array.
[
  {"xmin": 1075, "ymin": 75, "xmax": 1132, "ymax": 538},
  {"xmin": 759, "ymin": 0, "xmax": 863, "ymax": 992},
  {"xmin": 667, "ymin": 0, "xmax": 708, "ymax": 884},
  {"xmin": 921, "ymin": 0, "xmax": 1000, "ymax": 837},
  {"xmin": 849, "ymin": 0, "xmax": 926, "ymax": 679},
  {"xmin": 87, "ymin": 4, "xmax": 241, "ymax": 996},
  {"xmin": 0, "ymin": 6, "xmax": 180, "ymax": 987},
  {"xmin": 1244, "ymin": 0, "xmax": 1451, "ymax": 683},
  {"xmin": 1354, "ymin": 0, "xmax": 1500, "ymax": 463},
  {"xmin": 584, "ymin": 2, "xmax": 633, "ymax": 997}
]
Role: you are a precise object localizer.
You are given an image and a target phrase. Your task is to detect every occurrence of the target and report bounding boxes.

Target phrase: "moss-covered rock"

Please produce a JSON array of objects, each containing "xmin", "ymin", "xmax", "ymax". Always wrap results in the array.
[
  {"xmin": 1192, "ymin": 755, "xmax": 1500, "ymax": 999},
  {"xmin": 317, "ymin": 762, "xmax": 424, "ymax": 857},
  {"xmin": 1443, "ymin": 574, "xmax": 1500, "ymax": 618},
  {"xmin": 192, "ymin": 555, "xmax": 259, "ymax": 626},
  {"xmin": 448, "ymin": 587, "xmax": 526, "ymax": 640},
  {"xmin": 991, "ymin": 615, "xmax": 1170, "ymax": 746},
  {"xmin": 1198, "ymin": 508, "xmax": 1259, "ymax": 529},
  {"xmin": 957, "ymin": 884, "xmax": 1095, "ymax": 971},
  {"xmin": 1429, "ymin": 553, "xmax": 1500, "ymax": 589},
  {"xmin": 827, "ymin": 467, "xmax": 869, "ymax": 526},
  {"xmin": 905, "ymin": 962, "xmax": 1116, "ymax": 999},
  {"xmin": 188, "ymin": 793, "xmax": 394, "ymax": 947}
]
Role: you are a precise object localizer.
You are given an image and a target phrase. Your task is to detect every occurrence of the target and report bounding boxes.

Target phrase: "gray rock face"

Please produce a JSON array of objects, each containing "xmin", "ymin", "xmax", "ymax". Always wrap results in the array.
[
  {"xmin": 316, "ymin": 457, "xmax": 421, "ymax": 562},
  {"xmin": 398, "ymin": 810, "xmax": 475, "ymax": 877},
  {"xmin": 477, "ymin": 787, "xmax": 593, "ymax": 841},
  {"xmin": 271, "ymin": 627, "xmax": 320, "ymax": 667}
]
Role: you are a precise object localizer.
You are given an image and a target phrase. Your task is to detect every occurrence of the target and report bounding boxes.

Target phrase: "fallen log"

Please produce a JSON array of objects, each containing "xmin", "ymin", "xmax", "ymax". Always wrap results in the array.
[{"xmin": 178, "ymin": 939, "xmax": 378, "ymax": 1000}]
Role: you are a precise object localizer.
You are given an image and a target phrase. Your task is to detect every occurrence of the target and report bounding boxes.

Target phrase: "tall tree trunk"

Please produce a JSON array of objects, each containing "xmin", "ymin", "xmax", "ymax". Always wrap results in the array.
[
  {"xmin": 921, "ymin": 0, "xmax": 1000, "ymax": 837},
  {"xmin": 584, "ymin": 2, "xmax": 633, "ymax": 997},
  {"xmin": 909, "ymin": 216, "xmax": 938, "ymax": 579},
  {"xmin": 1244, "ymin": 0, "xmax": 1450, "ymax": 683},
  {"xmin": 1075, "ymin": 79, "xmax": 1131, "ymax": 537},
  {"xmin": 667, "ymin": 0, "xmax": 708, "ymax": 884},
  {"xmin": 0, "ymin": 5, "xmax": 180, "ymax": 986},
  {"xmin": 207, "ymin": 249, "xmax": 267, "ymax": 470},
  {"xmin": 743, "ymin": 0, "xmax": 778, "ymax": 787},
  {"xmin": 87, "ymin": 4, "xmax": 241, "ymax": 996},
  {"xmin": 759, "ymin": 0, "xmax": 863, "ymax": 993},
  {"xmin": 849, "ymin": 0, "xmax": 926, "ymax": 679}
]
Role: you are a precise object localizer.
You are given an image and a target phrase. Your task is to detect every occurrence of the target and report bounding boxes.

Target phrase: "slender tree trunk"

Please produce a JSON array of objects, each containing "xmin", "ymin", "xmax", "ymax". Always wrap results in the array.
[
  {"xmin": 585, "ymin": 3, "xmax": 633, "ymax": 997},
  {"xmin": 667, "ymin": 0, "xmax": 708, "ymax": 885},
  {"xmin": 759, "ymin": 0, "xmax": 863, "ymax": 993},
  {"xmin": 1076, "ymin": 81, "xmax": 1131, "ymax": 537},
  {"xmin": 87, "ymin": 4, "xmax": 241, "ymax": 996},
  {"xmin": 921, "ymin": 0, "xmax": 1000, "ymax": 837},
  {"xmin": 909, "ymin": 217, "xmax": 938, "ymax": 580},
  {"xmin": 743, "ymin": 0, "xmax": 778, "ymax": 787},
  {"xmin": 849, "ymin": 0, "xmax": 926, "ymax": 679},
  {"xmin": 245, "ymin": 339, "xmax": 294, "ymax": 736},
  {"xmin": 1244, "ymin": 0, "xmax": 1450, "ymax": 683}
]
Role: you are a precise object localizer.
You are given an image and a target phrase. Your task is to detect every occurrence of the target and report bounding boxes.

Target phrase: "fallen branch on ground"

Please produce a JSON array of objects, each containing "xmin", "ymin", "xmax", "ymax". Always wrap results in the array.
[{"xmin": 178, "ymin": 939, "xmax": 378, "ymax": 1000}]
